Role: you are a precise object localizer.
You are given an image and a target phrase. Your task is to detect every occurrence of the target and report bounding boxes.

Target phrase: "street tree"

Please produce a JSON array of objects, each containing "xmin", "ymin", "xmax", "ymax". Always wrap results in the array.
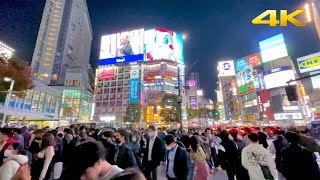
[
  {"xmin": 123, "ymin": 102, "xmax": 141, "ymax": 123},
  {"xmin": 160, "ymin": 94, "xmax": 180, "ymax": 123},
  {"xmin": 0, "ymin": 56, "xmax": 33, "ymax": 102}
]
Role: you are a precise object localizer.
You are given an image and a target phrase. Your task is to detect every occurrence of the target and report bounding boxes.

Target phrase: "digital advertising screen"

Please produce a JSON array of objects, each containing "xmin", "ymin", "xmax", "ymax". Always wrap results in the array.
[
  {"xmin": 263, "ymin": 70, "xmax": 296, "ymax": 89},
  {"xmin": 99, "ymin": 29, "xmax": 144, "ymax": 65},
  {"xmin": 246, "ymin": 53, "xmax": 262, "ymax": 67},
  {"xmin": 218, "ymin": 61, "xmax": 235, "ymax": 77},
  {"xmin": 259, "ymin": 34, "xmax": 288, "ymax": 63},
  {"xmin": 97, "ymin": 67, "xmax": 115, "ymax": 80},
  {"xmin": 297, "ymin": 52, "xmax": 320, "ymax": 73},
  {"xmin": 144, "ymin": 28, "xmax": 184, "ymax": 64},
  {"xmin": 236, "ymin": 66, "xmax": 253, "ymax": 87}
]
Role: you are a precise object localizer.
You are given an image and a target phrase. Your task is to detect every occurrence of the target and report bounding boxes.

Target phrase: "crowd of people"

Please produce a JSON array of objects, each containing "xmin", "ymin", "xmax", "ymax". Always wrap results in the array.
[{"xmin": 0, "ymin": 125, "xmax": 319, "ymax": 180}]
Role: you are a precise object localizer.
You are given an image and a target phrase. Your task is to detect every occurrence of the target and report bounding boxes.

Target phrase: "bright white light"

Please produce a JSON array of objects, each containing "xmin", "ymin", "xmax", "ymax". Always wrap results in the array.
[
  {"xmin": 305, "ymin": 3, "xmax": 312, "ymax": 22},
  {"xmin": 3, "ymin": 77, "xmax": 13, "ymax": 82},
  {"xmin": 182, "ymin": 35, "xmax": 186, "ymax": 39}
]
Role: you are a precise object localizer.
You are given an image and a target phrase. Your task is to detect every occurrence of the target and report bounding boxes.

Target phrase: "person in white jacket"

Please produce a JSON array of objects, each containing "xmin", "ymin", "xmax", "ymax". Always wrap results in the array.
[
  {"xmin": 241, "ymin": 133, "xmax": 277, "ymax": 180},
  {"xmin": 0, "ymin": 142, "xmax": 29, "ymax": 180}
]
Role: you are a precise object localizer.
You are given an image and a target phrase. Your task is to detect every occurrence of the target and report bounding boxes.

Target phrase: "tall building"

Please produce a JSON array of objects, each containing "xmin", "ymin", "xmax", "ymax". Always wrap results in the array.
[
  {"xmin": 31, "ymin": 0, "xmax": 93, "ymax": 125},
  {"xmin": 95, "ymin": 28, "xmax": 185, "ymax": 126},
  {"xmin": 31, "ymin": 0, "xmax": 92, "ymax": 86}
]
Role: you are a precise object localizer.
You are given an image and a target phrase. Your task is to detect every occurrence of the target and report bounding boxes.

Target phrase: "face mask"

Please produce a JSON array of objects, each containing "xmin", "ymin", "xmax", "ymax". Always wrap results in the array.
[
  {"xmin": 165, "ymin": 146, "xmax": 172, "ymax": 151},
  {"xmin": 132, "ymin": 138, "xmax": 137, "ymax": 142},
  {"xmin": 148, "ymin": 132, "xmax": 155, "ymax": 138},
  {"xmin": 4, "ymin": 150, "xmax": 14, "ymax": 157},
  {"xmin": 115, "ymin": 138, "xmax": 121, "ymax": 144}
]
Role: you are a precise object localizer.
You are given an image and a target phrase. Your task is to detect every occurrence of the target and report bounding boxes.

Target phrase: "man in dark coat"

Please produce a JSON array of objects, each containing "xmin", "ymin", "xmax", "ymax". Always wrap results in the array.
[
  {"xmin": 142, "ymin": 125, "xmax": 164, "ymax": 180},
  {"xmin": 101, "ymin": 131, "xmax": 118, "ymax": 165}
]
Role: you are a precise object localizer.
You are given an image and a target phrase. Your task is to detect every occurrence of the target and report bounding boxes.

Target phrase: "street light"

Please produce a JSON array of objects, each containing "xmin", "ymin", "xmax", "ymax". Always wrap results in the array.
[{"xmin": 2, "ymin": 77, "xmax": 15, "ymax": 127}]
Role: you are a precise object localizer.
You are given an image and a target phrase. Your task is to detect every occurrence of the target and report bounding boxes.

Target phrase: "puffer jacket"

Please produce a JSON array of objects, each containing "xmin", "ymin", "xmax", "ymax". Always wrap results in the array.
[{"xmin": 0, "ymin": 154, "xmax": 29, "ymax": 180}]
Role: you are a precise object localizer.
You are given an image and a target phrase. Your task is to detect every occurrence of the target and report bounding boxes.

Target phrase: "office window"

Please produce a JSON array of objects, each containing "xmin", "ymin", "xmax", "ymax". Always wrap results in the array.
[
  {"xmin": 44, "ymin": 58, "xmax": 52, "ymax": 61},
  {"xmin": 43, "ymin": 63, "xmax": 50, "ymax": 67},
  {"xmin": 51, "ymin": 23, "xmax": 58, "ymax": 26},
  {"xmin": 48, "ymin": 37, "xmax": 55, "ymax": 41}
]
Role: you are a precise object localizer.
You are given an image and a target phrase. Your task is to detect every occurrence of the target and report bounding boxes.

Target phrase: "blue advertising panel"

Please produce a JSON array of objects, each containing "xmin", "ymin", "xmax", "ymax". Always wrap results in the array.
[
  {"xmin": 99, "ymin": 54, "xmax": 143, "ymax": 66},
  {"xmin": 129, "ymin": 78, "xmax": 139, "ymax": 102},
  {"xmin": 259, "ymin": 33, "xmax": 288, "ymax": 63},
  {"xmin": 235, "ymin": 57, "xmax": 248, "ymax": 72}
]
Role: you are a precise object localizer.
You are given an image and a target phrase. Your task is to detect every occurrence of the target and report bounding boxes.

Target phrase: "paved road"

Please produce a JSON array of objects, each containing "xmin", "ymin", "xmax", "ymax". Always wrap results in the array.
[{"xmin": 156, "ymin": 139, "xmax": 320, "ymax": 180}]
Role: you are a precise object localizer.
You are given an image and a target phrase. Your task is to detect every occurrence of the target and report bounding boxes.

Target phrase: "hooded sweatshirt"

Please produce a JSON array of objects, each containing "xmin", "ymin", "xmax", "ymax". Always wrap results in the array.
[
  {"xmin": 241, "ymin": 143, "xmax": 277, "ymax": 180},
  {"xmin": 0, "ymin": 154, "xmax": 29, "ymax": 180}
]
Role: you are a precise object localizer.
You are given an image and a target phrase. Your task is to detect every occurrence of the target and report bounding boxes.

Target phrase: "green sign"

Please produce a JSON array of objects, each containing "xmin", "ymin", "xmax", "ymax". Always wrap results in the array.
[{"xmin": 239, "ymin": 82, "xmax": 254, "ymax": 94}]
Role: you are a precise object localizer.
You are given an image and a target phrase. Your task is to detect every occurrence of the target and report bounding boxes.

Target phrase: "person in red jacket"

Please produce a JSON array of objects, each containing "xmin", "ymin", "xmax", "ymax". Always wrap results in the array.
[{"xmin": 0, "ymin": 127, "xmax": 19, "ymax": 165}]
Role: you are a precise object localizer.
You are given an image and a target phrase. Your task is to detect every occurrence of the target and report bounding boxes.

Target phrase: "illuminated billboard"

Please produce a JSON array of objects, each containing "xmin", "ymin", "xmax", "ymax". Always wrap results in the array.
[
  {"xmin": 189, "ymin": 96, "xmax": 197, "ymax": 109},
  {"xmin": 197, "ymin": 90, "xmax": 203, "ymax": 96},
  {"xmin": 99, "ymin": 29, "xmax": 144, "ymax": 65},
  {"xmin": 246, "ymin": 53, "xmax": 262, "ymax": 67},
  {"xmin": 144, "ymin": 28, "xmax": 184, "ymax": 64},
  {"xmin": 297, "ymin": 52, "xmax": 320, "ymax": 73},
  {"xmin": 218, "ymin": 61, "xmax": 235, "ymax": 77},
  {"xmin": 0, "ymin": 41, "xmax": 14, "ymax": 63},
  {"xmin": 129, "ymin": 69, "xmax": 140, "ymax": 103},
  {"xmin": 97, "ymin": 67, "xmax": 115, "ymax": 80},
  {"xmin": 236, "ymin": 66, "xmax": 253, "ymax": 87},
  {"xmin": 259, "ymin": 34, "xmax": 288, "ymax": 63},
  {"xmin": 235, "ymin": 57, "xmax": 247, "ymax": 72},
  {"xmin": 263, "ymin": 69, "xmax": 295, "ymax": 89}
]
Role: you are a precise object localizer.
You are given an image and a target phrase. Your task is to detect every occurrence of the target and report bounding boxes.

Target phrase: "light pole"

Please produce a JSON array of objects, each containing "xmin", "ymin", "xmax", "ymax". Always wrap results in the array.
[{"xmin": 2, "ymin": 77, "xmax": 15, "ymax": 127}]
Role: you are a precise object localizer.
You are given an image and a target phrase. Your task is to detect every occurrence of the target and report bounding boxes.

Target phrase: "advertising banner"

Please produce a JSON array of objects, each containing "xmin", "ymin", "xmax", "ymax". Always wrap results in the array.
[
  {"xmin": 187, "ymin": 80, "xmax": 196, "ymax": 87},
  {"xmin": 130, "ymin": 69, "xmax": 139, "ymax": 79},
  {"xmin": 99, "ymin": 54, "xmax": 144, "ymax": 66},
  {"xmin": 311, "ymin": 71, "xmax": 320, "ymax": 89},
  {"xmin": 129, "ymin": 78, "xmax": 139, "ymax": 103},
  {"xmin": 189, "ymin": 96, "xmax": 197, "ymax": 109},
  {"xmin": 98, "ymin": 68, "xmax": 115, "ymax": 80},
  {"xmin": 274, "ymin": 113, "xmax": 302, "ymax": 120},
  {"xmin": 144, "ymin": 28, "xmax": 184, "ymax": 64},
  {"xmin": 246, "ymin": 53, "xmax": 262, "ymax": 67},
  {"xmin": 218, "ymin": 61, "xmax": 235, "ymax": 76},
  {"xmin": 259, "ymin": 33, "xmax": 288, "ymax": 63},
  {"xmin": 100, "ymin": 29, "xmax": 144, "ymax": 59},
  {"xmin": 236, "ymin": 66, "xmax": 253, "ymax": 87},
  {"xmin": 235, "ymin": 57, "xmax": 247, "ymax": 72},
  {"xmin": 263, "ymin": 70, "xmax": 295, "ymax": 89},
  {"xmin": 297, "ymin": 52, "xmax": 320, "ymax": 73}
]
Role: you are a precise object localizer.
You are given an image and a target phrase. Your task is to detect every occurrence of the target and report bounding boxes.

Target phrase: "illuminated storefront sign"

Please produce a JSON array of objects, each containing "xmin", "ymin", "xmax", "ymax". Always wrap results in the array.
[
  {"xmin": 129, "ymin": 69, "xmax": 139, "ymax": 102},
  {"xmin": 238, "ymin": 82, "xmax": 254, "ymax": 94},
  {"xmin": 98, "ymin": 68, "xmax": 115, "ymax": 80},
  {"xmin": 235, "ymin": 57, "xmax": 247, "ymax": 72},
  {"xmin": 246, "ymin": 53, "xmax": 262, "ymax": 67},
  {"xmin": 189, "ymin": 96, "xmax": 197, "ymax": 109},
  {"xmin": 274, "ymin": 113, "xmax": 302, "ymax": 120},
  {"xmin": 99, "ymin": 54, "xmax": 143, "ymax": 65},
  {"xmin": 283, "ymin": 106, "xmax": 299, "ymax": 111},
  {"xmin": 297, "ymin": 52, "xmax": 320, "ymax": 73},
  {"xmin": 218, "ymin": 61, "xmax": 235, "ymax": 76},
  {"xmin": 187, "ymin": 80, "xmax": 196, "ymax": 87}
]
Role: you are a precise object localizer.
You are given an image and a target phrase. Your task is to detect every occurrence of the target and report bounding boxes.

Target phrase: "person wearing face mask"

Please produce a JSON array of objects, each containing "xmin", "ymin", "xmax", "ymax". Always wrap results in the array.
[
  {"xmin": 114, "ymin": 129, "xmax": 139, "ymax": 169},
  {"xmin": 0, "ymin": 143, "xmax": 29, "ymax": 180},
  {"xmin": 130, "ymin": 134, "xmax": 140, "ymax": 156},
  {"xmin": 101, "ymin": 131, "xmax": 118, "ymax": 165},
  {"xmin": 142, "ymin": 125, "xmax": 164, "ymax": 180},
  {"xmin": 164, "ymin": 134, "xmax": 190, "ymax": 180}
]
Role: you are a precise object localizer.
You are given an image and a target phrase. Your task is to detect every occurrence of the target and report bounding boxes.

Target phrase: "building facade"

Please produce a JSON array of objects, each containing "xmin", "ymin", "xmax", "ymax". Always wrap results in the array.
[
  {"xmin": 31, "ymin": 0, "xmax": 92, "ymax": 86},
  {"xmin": 0, "ymin": 41, "xmax": 15, "ymax": 63}
]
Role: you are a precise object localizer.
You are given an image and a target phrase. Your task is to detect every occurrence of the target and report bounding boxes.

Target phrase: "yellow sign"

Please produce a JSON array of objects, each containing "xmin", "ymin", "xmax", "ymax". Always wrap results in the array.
[
  {"xmin": 299, "ymin": 56, "xmax": 320, "ymax": 69},
  {"xmin": 252, "ymin": 10, "xmax": 305, "ymax": 27}
]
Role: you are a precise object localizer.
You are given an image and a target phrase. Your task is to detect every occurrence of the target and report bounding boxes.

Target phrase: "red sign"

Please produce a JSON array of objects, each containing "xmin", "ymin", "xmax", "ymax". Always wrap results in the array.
[
  {"xmin": 98, "ymin": 68, "xmax": 115, "ymax": 80},
  {"xmin": 246, "ymin": 53, "xmax": 261, "ymax": 67}
]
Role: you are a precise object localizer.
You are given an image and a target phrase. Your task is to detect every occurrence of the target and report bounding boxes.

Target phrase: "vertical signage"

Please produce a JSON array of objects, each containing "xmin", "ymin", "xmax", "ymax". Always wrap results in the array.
[
  {"xmin": 189, "ymin": 96, "xmax": 197, "ymax": 109},
  {"xmin": 129, "ymin": 70, "xmax": 139, "ymax": 102}
]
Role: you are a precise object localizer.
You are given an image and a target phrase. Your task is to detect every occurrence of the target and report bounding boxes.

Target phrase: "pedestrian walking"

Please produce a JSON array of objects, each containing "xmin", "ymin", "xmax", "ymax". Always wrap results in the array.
[{"xmin": 190, "ymin": 136, "xmax": 208, "ymax": 180}]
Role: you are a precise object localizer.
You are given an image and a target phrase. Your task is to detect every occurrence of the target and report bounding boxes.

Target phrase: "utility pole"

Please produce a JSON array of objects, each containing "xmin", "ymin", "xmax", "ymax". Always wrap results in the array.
[{"xmin": 177, "ymin": 67, "xmax": 183, "ymax": 131}]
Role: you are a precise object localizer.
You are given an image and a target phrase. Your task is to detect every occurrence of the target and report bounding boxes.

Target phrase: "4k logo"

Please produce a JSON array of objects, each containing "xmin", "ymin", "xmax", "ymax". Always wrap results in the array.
[{"xmin": 252, "ymin": 10, "xmax": 305, "ymax": 27}]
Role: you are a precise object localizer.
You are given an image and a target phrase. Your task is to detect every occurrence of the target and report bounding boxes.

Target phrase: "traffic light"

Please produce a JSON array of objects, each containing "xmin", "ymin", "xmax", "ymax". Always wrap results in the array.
[
  {"xmin": 212, "ymin": 109, "xmax": 220, "ymax": 119},
  {"xmin": 285, "ymin": 85, "xmax": 298, "ymax": 101}
]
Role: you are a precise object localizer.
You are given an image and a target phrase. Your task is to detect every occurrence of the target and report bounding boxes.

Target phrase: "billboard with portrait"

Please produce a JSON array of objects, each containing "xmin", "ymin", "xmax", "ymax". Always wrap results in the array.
[
  {"xmin": 218, "ymin": 61, "xmax": 235, "ymax": 77},
  {"xmin": 297, "ymin": 52, "xmax": 320, "ymax": 73},
  {"xmin": 144, "ymin": 28, "xmax": 184, "ymax": 64},
  {"xmin": 259, "ymin": 34, "xmax": 288, "ymax": 63},
  {"xmin": 99, "ymin": 29, "xmax": 144, "ymax": 65}
]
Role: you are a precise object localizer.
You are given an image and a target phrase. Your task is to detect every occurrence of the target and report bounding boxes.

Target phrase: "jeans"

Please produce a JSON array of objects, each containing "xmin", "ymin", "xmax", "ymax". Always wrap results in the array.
[
  {"xmin": 211, "ymin": 147, "xmax": 218, "ymax": 167},
  {"xmin": 188, "ymin": 163, "xmax": 194, "ymax": 180}
]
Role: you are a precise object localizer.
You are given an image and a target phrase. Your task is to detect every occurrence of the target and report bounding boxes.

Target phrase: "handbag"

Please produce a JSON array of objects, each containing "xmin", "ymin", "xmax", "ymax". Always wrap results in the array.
[{"xmin": 252, "ymin": 153, "xmax": 274, "ymax": 180}]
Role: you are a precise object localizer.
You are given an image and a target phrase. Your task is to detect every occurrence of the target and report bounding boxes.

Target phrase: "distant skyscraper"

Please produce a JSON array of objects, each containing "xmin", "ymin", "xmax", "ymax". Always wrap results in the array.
[{"xmin": 31, "ymin": 0, "xmax": 92, "ymax": 86}]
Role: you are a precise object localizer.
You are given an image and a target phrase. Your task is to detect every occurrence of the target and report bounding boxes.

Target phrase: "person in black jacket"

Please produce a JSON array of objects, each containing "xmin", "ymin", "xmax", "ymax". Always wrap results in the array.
[
  {"xmin": 217, "ymin": 130, "xmax": 239, "ymax": 180},
  {"xmin": 114, "ymin": 129, "xmax": 138, "ymax": 169},
  {"xmin": 282, "ymin": 131, "xmax": 320, "ymax": 180},
  {"xmin": 180, "ymin": 129, "xmax": 190, "ymax": 151},
  {"xmin": 101, "ymin": 131, "xmax": 118, "ymax": 165},
  {"xmin": 142, "ymin": 125, "xmax": 164, "ymax": 180},
  {"xmin": 164, "ymin": 134, "xmax": 190, "ymax": 180}
]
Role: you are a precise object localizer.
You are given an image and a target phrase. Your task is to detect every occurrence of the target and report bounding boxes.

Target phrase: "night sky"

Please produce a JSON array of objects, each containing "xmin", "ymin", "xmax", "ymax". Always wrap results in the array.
[{"xmin": 1, "ymin": 0, "xmax": 320, "ymax": 100}]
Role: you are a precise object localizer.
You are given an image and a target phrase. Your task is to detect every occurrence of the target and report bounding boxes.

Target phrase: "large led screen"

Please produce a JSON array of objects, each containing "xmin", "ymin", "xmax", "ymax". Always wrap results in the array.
[
  {"xmin": 144, "ymin": 28, "xmax": 184, "ymax": 64},
  {"xmin": 263, "ymin": 70, "xmax": 296, "ymax": 89},
  {"xmin": 259, "ymin": 34, "xmax": 288, "ymax": 63},
  {"xmin": 99, "ymin": 29, "xmax": 144, "ymax": 65}
]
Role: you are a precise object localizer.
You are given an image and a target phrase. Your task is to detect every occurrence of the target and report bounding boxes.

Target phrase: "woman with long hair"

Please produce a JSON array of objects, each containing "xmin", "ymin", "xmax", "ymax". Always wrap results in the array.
[
  {"xmin": 31, "ymin": 133, "xmax": 56, "ymax": 180},
  {"xmin": 190, "ymin": 136, "xmax": 208, "ymax": 180}
]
